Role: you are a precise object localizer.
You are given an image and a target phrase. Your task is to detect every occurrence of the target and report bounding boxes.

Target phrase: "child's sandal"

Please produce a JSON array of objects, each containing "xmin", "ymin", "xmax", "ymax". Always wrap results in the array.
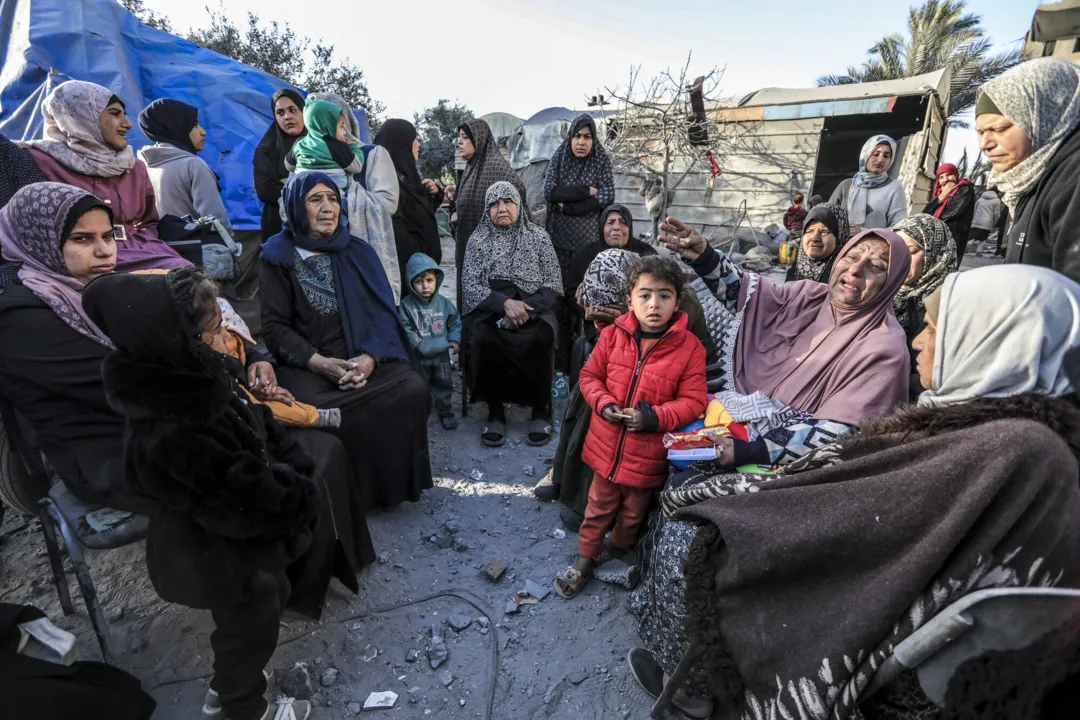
[{"xmin": 553, "ymin": 566, "xmax": 589, "ymax": 599}]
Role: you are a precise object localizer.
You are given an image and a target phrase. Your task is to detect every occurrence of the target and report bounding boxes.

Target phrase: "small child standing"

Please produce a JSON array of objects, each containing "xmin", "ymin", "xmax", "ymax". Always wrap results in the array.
[
  {"xmin": 554, "ymin": 255, "xmax": 706, "ymax": 599},
  {"xmin": 399, "ymin": 253, "xmax": 462, "ymax": 429}
]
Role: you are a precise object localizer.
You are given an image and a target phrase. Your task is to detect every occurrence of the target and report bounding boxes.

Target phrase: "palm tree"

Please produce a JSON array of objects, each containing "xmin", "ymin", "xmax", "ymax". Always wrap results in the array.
[{"xmin": 816, "ymin": 0, "xmax": 1025, "ymax": 122}]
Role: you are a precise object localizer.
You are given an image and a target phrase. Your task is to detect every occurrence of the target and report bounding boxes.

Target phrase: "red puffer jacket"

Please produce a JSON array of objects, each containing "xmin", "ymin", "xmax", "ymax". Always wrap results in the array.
[{"xmin": 579, "ymin": 310, "xmax": 707, "ymax": 489}]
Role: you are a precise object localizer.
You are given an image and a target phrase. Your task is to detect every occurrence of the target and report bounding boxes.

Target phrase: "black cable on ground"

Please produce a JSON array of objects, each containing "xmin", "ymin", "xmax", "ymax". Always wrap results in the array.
[{"xmin": 150, "ymin": 589, "xmax": 500, "ymax": 720}]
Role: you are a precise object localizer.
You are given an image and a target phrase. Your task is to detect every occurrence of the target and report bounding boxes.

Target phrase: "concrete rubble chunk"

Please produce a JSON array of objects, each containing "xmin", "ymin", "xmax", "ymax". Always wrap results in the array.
[
  {"xmin": 569, "ymin": 669, "xmax": 589, "ymax": 685},
  {"xmin": 505, "ymin": 599, "xmax": 520, "ymax": 615},
  {"xmin": 346, "ymin": 701, "xmax": 362, "ymax": 715},
  {"xmin": 447, "ymin": 612, "xmax": 472, "ymax": 632},
  {"xmin": 483, "ymin": 559, "xmax": 506, "ymax": 582},
  {"xmin": 453, "ymin": 537, "xmax": 469, "ymax": 553},
  {"xmin": 281, "ymin": 662, "xmax": 313, "ymax": 700},
  {"xmin": 319, "ymin": 667, "xmax": 339, "ymax": 687},
  {"xmin": 438, "ymin": 669, "xmax": 454, "ymax": 687},
  {"xmin": 428, "ymin": 627, "xmax": 448, "ymax": 669},
  {"xmin": 363, "ymin": 690, "xmax": 398, "ymax": 710},
  {"xmin": 522, "ymin": 465, "xmax": 535, "ymax": 477},
  {"xmin": 405, "ymin": 649, "xmax": 420, "ymax": 663},
  {"xmin": 522, "ymin": 579, "xmax": 550, "ymax": 601}
]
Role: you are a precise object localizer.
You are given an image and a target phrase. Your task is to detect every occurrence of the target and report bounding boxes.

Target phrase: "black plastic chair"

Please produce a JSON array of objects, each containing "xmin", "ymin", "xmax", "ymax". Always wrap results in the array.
[{"xmin": 37, "ymin": 459, "xmax": 148, "ymax": 664}]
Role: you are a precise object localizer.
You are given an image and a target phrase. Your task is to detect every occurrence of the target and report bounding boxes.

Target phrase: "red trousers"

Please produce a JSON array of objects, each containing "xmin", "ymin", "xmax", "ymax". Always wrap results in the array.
[{"xmin": 578, "ymin": 472, "xmax": 654, "ymax": 559}]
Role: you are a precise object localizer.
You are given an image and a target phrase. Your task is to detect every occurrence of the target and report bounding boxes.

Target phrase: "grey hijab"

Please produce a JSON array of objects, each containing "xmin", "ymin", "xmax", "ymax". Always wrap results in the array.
[{"xmin": 980, "ymin": 58, "xmax": 1080, "ymax": 212}]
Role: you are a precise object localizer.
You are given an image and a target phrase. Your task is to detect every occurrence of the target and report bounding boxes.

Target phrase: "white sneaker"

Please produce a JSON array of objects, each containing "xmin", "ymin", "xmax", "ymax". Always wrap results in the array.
[{"xmin": 264, "ymin": 697, "xmax": 311, "ymax": 720}]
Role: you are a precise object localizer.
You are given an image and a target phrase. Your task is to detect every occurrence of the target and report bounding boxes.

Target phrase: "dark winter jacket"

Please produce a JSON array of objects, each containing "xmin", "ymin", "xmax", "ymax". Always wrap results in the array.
[
  {"xmin": 399, "ymin": 253, "xmax": 461, "ymax": 358},
  {"xmin": 924, "ymin": 182, "xmax": 976, "ymax": 257},
  {"xmin": 579, "ymin": 310, "xmax": 707, "ymax": 489},
  {"xmin": 87, "ymin": 271, "xmax": 318, "ymax": 610},
  {"xmin": 1004, "ymin": 125, "xmax": 1080, "ymax": 284}
]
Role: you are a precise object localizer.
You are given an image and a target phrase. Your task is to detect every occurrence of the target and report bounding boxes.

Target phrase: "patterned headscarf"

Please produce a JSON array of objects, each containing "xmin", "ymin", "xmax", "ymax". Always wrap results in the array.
[
  {"xmin": 892, "ymin": 214, "xmax": 957, "ymax": 329},
  {"xmin": 0, "ymin": 182, "xmax": 115, "ymax": 346},
  {"xmin": 582, "ymin": 248, "xmax": 637, "ymax": 308},
  {"xmin": 460, "ymin": 181, "xmax": 562, "ymax": 315},
  {"xmin": 849, "ymin": 135, "xmax": 897, "ymax": 225},
  {"xmin": 543, "ymin": 114, "xmax": 615, "ymax": 255},
  {"xmin": 979, "ymin": 58, "xmax": 1080, "ymax": 213},
  {"xmin": 790, "ymin": 202, "xmax": 851, "ymax": 283},
  {"xmin": 22, "ymin": 81, "xmax": 135, "ymax": 178},
  {"xmin": 455, "ymin": 119, "xmax": 527, "ymax": 252}
]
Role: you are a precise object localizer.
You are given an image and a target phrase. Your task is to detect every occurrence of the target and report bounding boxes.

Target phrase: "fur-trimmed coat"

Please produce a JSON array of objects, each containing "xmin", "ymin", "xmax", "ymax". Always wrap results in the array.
[
  {"xmin": 103, "ymin": 353, "xmax": 318, "ymax": 610},
  {"xmin": 672, "ymin": 394, "xmax": 1080, "ymax": 720}
]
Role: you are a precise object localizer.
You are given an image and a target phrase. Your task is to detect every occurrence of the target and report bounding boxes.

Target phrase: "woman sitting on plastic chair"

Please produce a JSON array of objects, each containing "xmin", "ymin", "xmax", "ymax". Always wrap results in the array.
[{"xmin": 626, "ymin": 264, "xmax": 1080, "ymax": 720}]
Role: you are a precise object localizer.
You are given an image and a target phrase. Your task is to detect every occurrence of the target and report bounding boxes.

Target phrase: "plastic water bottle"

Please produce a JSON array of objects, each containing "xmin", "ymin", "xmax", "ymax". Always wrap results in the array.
[{"xmin": 552, "ymin": 372, "xmax": 570, "ymax": 433}]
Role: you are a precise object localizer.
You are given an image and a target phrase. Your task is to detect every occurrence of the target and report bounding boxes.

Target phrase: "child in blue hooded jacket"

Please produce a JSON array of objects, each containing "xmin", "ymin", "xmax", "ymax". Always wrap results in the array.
[{"xmin": 400, "ymin": 253, "xmax": 462, "ymax": 429}]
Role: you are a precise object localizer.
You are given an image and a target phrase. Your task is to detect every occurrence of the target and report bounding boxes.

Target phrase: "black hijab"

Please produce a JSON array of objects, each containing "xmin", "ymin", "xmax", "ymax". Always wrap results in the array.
[
  {"xmin": 256, "ymin": 89, "xmax": 307, "ymax": 180},
  {"xmin": 137, "ymin": 99, "xmax": 199, "ymax": 154},
  {"xmin": 568, "ymin": 204, "xmax": 656, "ymax": 292},
  {"xmin": 373, "ymin": 119, "xmax": 441, "ymax": 258}
]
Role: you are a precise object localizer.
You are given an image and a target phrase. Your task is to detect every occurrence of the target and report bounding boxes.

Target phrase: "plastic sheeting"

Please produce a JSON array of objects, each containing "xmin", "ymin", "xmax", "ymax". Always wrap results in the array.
[{"xmin": 0, "ymin": 0, "xmax": 370, "ymax": 231}]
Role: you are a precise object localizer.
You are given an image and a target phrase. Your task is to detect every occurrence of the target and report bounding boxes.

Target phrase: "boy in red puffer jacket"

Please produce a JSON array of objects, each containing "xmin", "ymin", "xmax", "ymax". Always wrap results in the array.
[{"xmin": 554, "ymin": 255, "xmax": 707, "ymax": 599}]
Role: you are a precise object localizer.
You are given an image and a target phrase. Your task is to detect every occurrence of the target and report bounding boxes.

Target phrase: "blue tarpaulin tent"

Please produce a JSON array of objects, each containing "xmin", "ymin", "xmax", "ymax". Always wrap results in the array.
[{"xmin": 0, "ymin": 0, "xmax": 370, "ymax": 231}]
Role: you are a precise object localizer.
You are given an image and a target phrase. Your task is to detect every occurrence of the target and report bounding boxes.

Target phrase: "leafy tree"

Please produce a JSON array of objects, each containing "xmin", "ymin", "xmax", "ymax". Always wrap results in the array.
[
  {"xmin": 117, "ymin": 2, "xmax": 385, "ymax": 127},
  {"xmin": 119, "ymin": 0, "xmax": 172, "ymax": 32},
  {"xmin": 414, "ymin": 100, "xmax": 473, "ymax": 183},
  {"xmin": 816, "ymin": 0, "xmax": 1025, "ymax": 122}
]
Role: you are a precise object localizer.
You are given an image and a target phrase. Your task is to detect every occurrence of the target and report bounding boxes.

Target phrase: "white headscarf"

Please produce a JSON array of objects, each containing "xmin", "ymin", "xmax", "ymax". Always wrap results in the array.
[
  {"xmin": 981, "ymin": 58, "xmax": 1080, "ymax": 213},
  {"xmin": 848, "ymin": 134, "xmax": 897, "ymax": 225},
  {"xmin": 919, "ymin": 265, "xmax": 1080, "ymax": 407},
  {"xmin": 22, "ymin": 80, "xmax": 135, "ymax": 178}
]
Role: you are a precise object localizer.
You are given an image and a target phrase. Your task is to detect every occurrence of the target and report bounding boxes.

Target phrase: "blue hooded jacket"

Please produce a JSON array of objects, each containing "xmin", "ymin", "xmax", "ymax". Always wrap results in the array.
[{"xmin": 398, "ymin": 253, "xmax": 461, "ymax": 357}]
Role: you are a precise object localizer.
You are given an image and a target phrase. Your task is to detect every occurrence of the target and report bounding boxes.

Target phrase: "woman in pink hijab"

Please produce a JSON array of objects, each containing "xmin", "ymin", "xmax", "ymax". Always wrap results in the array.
[
  {"xmin": 21, "ymin": 80, "xmax": 188, "ymax": 272},
  {"xmin": 661, "ymin": 216, "xmax": 910, "ymax": 467}
]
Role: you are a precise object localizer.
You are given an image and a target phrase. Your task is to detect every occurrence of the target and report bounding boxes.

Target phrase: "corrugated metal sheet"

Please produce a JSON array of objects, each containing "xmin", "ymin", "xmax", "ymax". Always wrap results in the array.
[
  {"xmin": 761, "ymin": 97, "xmax": 892, "ymax": 120},
  {"xmin": 613, "ymin": 118, "xmax": 824, "ymax": 236},
  {"xmin": 710, "ymin": 69, "xmax": 949, "ymax": 110}
]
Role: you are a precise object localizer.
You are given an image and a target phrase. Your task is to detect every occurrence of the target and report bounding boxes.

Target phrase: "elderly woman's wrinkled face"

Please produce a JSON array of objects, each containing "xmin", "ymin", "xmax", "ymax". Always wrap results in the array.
[
  {"xmin": 99, "ymin": 102, "xmax": 132, "ymax": 151},
  {"xmin": 459, "ymin": 130, "xmax": 475, "ymax": 161},
  {"xmin": 603, "ymin": 212, "xmax": 630, "ymax": 247},
  {"xmin": 976, "ymin": 113, "xmax": 1033, "ymax": 173},
  {"xmin": 489, "ymin": 198, "xmax": 519, "ymax": 228},
  {"xmin": 865, "ymin": 144, "xmax": 893, "ymax": 174},
  {"xmin": 305, "ymin": 183, "xmax": 341, "ymax": 238},
  {"xmin": 897, "ymin": 230, "xmax": 926, "ymax": 284},
  {"xmin": 571, "ymin": 126, "xmax": 594, "ymax": 159},
  {"xmin": 911, "ymin": 313, "xmax": 937, "ymax": 390},
  {"xmin": 63, "ymin": 208, "xmax": 117, "ymax": 284},
  {"xmin": 200, "ymin": 301, "xmax": 229, "ymax": 355},
  {"xmin": 829, "ymin": 237, "xmax": 890, "ymax": 307},
  {"xmin": 275, "ymin": 97, "xmax": 304, "ymax": 136},
  {"xmin": 801, "ymin": 221, "xmax": 836, "ymax": 261}
]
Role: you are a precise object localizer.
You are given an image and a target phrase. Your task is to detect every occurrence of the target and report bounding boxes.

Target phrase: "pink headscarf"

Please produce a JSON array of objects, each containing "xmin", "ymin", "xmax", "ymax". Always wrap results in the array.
[{"xmin": 733, "ymin": 229, "xmax": 911, "ymax": 426}]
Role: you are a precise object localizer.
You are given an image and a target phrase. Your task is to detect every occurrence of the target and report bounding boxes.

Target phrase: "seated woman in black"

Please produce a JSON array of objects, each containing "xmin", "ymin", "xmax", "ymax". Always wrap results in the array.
[
  {"xmin": 85, "ymin": 268, "xmax": 370, "ymax": 720},
  {"xmin": 260, "ymin": 172, "xmax": 433, "ymax": 509},
  {"xmin": 460, "ymin": 181, "xmax": 563, "ymax": 447}
]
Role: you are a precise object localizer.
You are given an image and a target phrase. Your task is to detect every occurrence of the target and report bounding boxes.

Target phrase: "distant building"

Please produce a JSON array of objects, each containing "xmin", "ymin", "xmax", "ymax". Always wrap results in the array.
[{"xmin": 1024, "ymin": 1, "xmax": 1080, "ymax": 63}]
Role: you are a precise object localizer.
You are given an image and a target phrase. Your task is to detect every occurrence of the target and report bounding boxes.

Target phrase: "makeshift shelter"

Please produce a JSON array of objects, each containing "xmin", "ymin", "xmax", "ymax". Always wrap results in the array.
[
  {"xmin": 1024, "ymin": 1, "xmax": 1080, "ymax": 64},
  {"xmin": 609, "ymin": 69, "xmax": 951, "ymax": 239},
  {"xmin": 0, "ymin": 0, "xmax": 371, "ymax": 231}
]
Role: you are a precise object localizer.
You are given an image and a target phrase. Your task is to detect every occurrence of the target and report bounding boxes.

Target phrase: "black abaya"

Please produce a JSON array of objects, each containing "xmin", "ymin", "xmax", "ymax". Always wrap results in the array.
[{"xmin": 260, "ymin": 262, "xmax": 434, "ymax": 509}]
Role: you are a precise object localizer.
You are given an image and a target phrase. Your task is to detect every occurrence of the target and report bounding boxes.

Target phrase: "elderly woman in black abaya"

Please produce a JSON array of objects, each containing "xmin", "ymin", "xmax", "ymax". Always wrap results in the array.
[
  {"xmin": 253, "ymin": 89, "xmax": 306, "ymax": 242},
  {"xmin": 543, "ymin": 114, "xmax": 615, "ymax": 369},
  {"xmin": 461, "ymin": 181, "xmax": 562, "ymax": 447},
  {"xmin": 260, "ymin": 172, "xmax": 433, "ymax": 510},
  {"xmin": 85, "ymin": 268, "xmax": 374, "ymax": 720},
  {"xmin": 373, "ymin": 118, "xmax": 445, "ymax": 290}
]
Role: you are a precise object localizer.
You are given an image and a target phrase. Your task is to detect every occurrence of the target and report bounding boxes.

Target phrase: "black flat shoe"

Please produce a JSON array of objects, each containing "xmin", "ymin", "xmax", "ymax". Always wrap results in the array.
[{"xmin": 560, "ymin": 507, "xmax": 584, "ymax": 532}]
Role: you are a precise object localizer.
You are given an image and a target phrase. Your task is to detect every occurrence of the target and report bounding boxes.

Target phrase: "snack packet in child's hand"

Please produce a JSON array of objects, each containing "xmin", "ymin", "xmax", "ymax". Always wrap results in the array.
[{"xmin": 662, "ymin": 425, "xmax": 732, "ymax": 450}]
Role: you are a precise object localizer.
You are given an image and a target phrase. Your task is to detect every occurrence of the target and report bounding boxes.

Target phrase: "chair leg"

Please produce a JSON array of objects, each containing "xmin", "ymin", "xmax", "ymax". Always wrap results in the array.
[
  {"xmin": 37, "ymin": 502, "xmax": 74, "ymax": 615},
  {"xmin": 651, "ymin": 640, "xmax": 702, "ymax": 719},
  {"xmin": 47, "ymin": 502, "xmax": 114, "ymax": 664}
]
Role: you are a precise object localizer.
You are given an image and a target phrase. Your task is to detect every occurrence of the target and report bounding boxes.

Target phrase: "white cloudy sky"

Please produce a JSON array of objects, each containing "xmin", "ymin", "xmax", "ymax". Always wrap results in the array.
[{"xmin": 143, "ymin": 0, "xmax": 1040, "ymax": 162}]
